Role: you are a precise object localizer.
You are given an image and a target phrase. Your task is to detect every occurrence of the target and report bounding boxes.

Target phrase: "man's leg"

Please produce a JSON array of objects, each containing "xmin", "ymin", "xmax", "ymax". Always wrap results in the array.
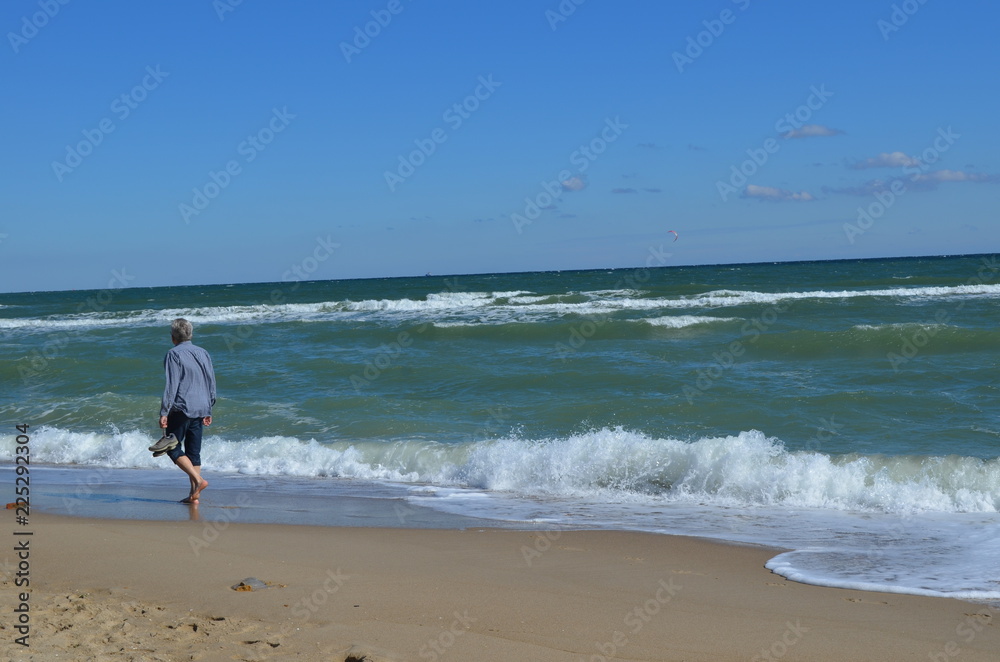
[
  {"xmin": 173, "ymin": 454, "xmax": 208, "ymax": 503},
  {"xmin": 166, "ymin": 414, "xmax": 208, "ymax": 502},
  {"xmin": 180, "ymin": 417, "xmax": 207, "ymax": 502}
]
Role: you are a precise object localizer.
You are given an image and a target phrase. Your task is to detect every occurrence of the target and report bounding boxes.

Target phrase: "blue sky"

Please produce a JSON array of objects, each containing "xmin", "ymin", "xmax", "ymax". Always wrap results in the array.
[{"xmin": 2, "ymin": 0, "xmax": 998, "ymax": 292}]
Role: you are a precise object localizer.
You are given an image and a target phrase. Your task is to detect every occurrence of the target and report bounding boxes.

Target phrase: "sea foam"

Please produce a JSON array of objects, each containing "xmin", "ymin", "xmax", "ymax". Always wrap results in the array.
[
  {"xmin": 8, "ymin": 425, "xmax": 1000, "ymax": 601},
  {"xmin": 9, "ymin": 426, "xmax": 998, "ymax": 514},
  {"xmin": 6, "ymin": 282, "xmax": 1000, "ymax": 332}
]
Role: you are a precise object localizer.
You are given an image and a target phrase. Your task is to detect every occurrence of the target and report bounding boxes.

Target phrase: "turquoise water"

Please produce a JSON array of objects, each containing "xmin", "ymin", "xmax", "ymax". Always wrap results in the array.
[{"xmin": 3, "ymin": 254, "xmax": 1000, "ymax": 600}]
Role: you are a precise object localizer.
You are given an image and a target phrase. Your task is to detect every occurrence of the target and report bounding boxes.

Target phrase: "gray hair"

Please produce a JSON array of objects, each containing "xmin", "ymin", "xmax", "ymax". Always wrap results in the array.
[{"xmin": 171, "ymin": 318, "xmax": 193, "ymax": 343}]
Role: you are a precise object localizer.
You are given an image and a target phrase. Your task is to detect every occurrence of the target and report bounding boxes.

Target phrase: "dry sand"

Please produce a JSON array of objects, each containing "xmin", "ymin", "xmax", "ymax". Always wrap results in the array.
[{"xmin": 2, "ymin": 512, "xmax": 997, "ymax": 661}]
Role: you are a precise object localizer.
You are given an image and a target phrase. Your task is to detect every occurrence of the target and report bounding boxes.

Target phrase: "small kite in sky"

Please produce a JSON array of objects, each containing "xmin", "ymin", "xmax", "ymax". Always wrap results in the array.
[{"xmin": 668, "ymin": 230, "xmax": 679, "ymax": 242}]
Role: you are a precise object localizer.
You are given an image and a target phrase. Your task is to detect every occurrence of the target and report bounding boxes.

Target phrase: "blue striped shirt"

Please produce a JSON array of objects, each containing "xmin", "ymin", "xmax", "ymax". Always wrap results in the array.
[{"xmin": 161, "ymin": 341, "xmax": 217, "ymax": 418}]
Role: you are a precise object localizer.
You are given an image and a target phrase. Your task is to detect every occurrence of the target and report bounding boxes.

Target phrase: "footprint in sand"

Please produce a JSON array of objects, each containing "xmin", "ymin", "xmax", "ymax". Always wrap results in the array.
[{"xmin": 844, "ymin": 597, "xmax": 890, "ymax": 605}]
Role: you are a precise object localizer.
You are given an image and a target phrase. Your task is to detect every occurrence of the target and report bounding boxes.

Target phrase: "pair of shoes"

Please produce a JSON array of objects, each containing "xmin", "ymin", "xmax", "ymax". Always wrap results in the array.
[{"xmin": 149, "ymin": 433, "xmax": 179, "ymax": 454}]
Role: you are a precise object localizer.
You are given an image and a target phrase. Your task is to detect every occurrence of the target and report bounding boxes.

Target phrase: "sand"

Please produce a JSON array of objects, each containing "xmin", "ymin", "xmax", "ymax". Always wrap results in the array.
[{"xmin": 2, "ymin": 512, "xmax": 997, "ymax": 661}]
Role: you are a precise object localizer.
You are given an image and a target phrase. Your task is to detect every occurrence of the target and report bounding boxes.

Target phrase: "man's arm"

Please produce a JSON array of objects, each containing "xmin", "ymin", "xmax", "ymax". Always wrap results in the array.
[
  {"xmin": 160, "ymin": 352, "xmax": 181, "ymax": 418},
  {"xmin": 206, "ymin": 352, "xmax": 217, "ymax": 408}
]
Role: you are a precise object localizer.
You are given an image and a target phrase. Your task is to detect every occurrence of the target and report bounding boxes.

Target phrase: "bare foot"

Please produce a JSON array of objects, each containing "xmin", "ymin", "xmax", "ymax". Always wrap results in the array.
[
  {"xmin": 180, "ymin": 480, "xmax": 208, "ymax": 504},
  {"xmin": 191, "ymin": 478, "xmax": 209, "ymax": 500}
]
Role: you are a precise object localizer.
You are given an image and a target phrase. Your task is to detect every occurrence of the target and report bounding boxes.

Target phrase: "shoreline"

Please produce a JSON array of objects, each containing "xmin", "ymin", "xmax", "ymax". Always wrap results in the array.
[
  {"xmin": 3, "ymin": 512, "xmax": 998, "ymax": 661},
  {"xmin": 17, "ymin": 462, "xmax": 1000, "ymax": 601},
  {"xmin": 26, "ymin": 464, "xmax": 507, "ymax": 530}
]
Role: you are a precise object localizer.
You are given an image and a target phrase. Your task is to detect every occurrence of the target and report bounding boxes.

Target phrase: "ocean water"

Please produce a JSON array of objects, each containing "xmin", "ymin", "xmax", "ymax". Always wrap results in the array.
[{"xmin": 3, "ymin": 254, "xmax": 1000, "ymax": 601}]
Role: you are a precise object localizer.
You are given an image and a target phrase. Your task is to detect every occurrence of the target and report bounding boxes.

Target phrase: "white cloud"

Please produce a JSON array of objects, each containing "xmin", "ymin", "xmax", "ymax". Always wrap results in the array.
[
  {"xmin": 824, "ymin": 169, "xmax": 999, "ymax": 195},
  {"xmin": 743, "ymin": 185, "xmax": 815, "ymax": 202},
  {"xmin": 822, "ymin": 179, "xmax": 891, "ymax": 196},
  {"xmin": 781, "ymin": 124, "xmax": 843, "ymax": 139},
  {"xmin": 850, "ymin": 151, "xmax": 921, "ymax": 169},
  {"xmin": 561, "ymin": 176, "xmax": 587, "ymax": 192},
  {"xmin": 913, "ymin": 169, "xmax": 991, "ymax": 183}
]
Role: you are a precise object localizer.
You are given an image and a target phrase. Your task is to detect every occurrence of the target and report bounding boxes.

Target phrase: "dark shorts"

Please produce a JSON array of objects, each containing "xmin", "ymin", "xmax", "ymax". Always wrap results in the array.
[{"xmin": 165, "ymin": 410, "xmax": 204, "ymax": 466}]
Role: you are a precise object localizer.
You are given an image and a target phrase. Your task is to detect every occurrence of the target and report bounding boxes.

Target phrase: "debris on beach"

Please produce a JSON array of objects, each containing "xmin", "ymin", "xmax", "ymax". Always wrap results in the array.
[{"xmin": 231, "ymin": 577, "xmax": 281, "ymax": 592}]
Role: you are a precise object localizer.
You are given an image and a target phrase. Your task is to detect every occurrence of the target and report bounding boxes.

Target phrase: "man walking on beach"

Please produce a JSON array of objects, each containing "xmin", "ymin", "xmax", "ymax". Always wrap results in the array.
[{"xmin": 158, "ymin": 318, "xmax": 216, "ymax": 503}]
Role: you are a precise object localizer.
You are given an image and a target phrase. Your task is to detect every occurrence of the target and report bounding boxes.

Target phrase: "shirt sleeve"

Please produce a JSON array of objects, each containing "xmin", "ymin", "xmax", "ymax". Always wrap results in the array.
[
  {"xmin": 206, "ymin": 352, "xmax": 217, "ymax": 408},
  {"xmin": 160, "ymin": 352, "xmax": 181, "ymax": 416}
]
